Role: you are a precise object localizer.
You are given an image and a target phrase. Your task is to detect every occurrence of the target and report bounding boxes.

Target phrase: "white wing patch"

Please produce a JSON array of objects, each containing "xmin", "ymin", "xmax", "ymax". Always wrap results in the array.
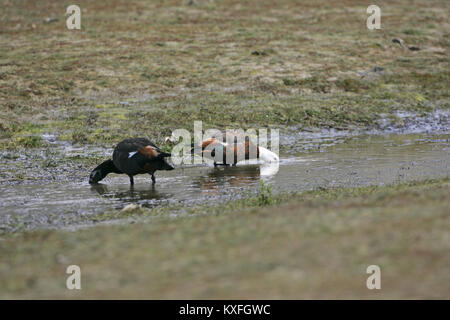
[{"xmin": 128, "ymin": 151, "xmax": 138, "ymax": 158}]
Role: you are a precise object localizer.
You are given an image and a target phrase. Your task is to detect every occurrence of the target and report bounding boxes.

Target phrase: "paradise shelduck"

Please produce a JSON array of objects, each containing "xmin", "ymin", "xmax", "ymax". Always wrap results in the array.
[
  {"xmin": 166, "ymin": 131, "xmax": 279, "ymax": 166},
  {"xmin": 89, "ymin": 138, "xmax": 174, "ymax": 185}
]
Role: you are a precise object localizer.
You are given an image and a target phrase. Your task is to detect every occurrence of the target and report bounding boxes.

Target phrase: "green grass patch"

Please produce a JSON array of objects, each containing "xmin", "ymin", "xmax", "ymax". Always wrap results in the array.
[{"xmin": 0, "ymin": 178, "xmax": 448, "ymax": 298}]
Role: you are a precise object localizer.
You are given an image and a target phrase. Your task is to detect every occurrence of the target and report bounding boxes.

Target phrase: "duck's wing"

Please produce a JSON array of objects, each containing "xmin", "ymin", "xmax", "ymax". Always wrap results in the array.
[
  {"xmin": 113, "ymin": 138, "xmax": 170, "ymax": 175},
  {"xmin": 115, "ymin": 138, "xmax": 169, "ymax": 161},
  {"xmin": 137, "ymin": 138, "xmax": 170, "ymax": 158},
  {"xmin": 201, "ymin": 137, "xmax": 223, "ymax": 150}
]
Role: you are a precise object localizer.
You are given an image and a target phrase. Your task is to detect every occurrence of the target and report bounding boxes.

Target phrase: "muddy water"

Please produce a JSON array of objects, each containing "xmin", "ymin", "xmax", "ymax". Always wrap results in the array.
[{"xmin": 0, "ymin": 133, "xmax": 449, "ymax": 233}]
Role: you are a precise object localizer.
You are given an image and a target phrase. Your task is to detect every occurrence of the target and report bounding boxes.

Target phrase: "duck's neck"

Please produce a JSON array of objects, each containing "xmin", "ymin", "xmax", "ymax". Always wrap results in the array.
[
  {"xmin": 90, "ymin": 159, "xmax": 122, "ymax": 184},
  {"xmin": 97, "ymin": 159, "xmax": 122, "ymax": 174}
]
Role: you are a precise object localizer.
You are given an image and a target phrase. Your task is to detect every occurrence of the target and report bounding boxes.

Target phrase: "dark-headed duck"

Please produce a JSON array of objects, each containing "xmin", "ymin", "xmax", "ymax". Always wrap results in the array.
[{"xmin": 89, "ymin": 138, "xmax": 174, "ymax": 185}]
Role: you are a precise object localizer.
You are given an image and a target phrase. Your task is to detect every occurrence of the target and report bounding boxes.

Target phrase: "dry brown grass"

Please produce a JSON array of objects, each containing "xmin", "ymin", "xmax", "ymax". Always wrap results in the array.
[{"xmin": 0, "ymin": 0, "xmax": 448, "ymax": 147}]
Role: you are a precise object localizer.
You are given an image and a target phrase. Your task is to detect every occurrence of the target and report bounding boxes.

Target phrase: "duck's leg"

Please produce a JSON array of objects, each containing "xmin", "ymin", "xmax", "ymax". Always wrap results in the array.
[
  {"xmin": 151, "ymin": 173, "xmax": 156, "ymax": 184},
  {"xmin": 128, "ymin": 175, "xmax": 134, "ymax": 185}
]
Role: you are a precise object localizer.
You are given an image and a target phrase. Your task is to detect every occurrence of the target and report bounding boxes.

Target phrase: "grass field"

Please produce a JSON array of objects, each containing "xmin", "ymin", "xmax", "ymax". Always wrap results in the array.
[
  {"xmin": 1, "ymin": 0, "xmax": 449, "ymax": 148},
  {"xmin": 0, "ymin": 179, "xmax": 448, "ymax": 299},
  {"xmin": 1, "ymin": 0, "xmax": 449, "ymax": 300}
]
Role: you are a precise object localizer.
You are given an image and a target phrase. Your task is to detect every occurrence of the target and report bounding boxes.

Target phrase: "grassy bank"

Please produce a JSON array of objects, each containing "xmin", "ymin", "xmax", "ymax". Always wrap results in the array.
[
  {"xmin": 1, "ymin": 178, "xmax": 448, "ymax": 299},
  {"xmin": 1, "ymin": 0, "xmax": 449, "ymax": 148}
]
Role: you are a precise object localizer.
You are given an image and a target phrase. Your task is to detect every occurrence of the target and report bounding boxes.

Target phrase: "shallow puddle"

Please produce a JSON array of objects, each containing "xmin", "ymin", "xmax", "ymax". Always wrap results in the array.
[{"xmin": 0, "ymin": 133, "xmax": 449, "ymax": 233}]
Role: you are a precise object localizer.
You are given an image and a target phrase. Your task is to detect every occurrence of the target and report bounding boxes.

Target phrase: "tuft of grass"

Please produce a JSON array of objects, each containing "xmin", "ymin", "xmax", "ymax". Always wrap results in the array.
[
  {"xmin": 13, "ymin": 135, "xmax": 44, "ymax": 148},
  {"xmin": 257, "ymin": 180, "xmax": 274, "ymax": 206},
  {"xmin": 403, "ymin": 29, "xmax": 421, "ymax": 36},
  {"xmin": 71, "ymin": 130, "xmax": 89, "ymax": 144}
]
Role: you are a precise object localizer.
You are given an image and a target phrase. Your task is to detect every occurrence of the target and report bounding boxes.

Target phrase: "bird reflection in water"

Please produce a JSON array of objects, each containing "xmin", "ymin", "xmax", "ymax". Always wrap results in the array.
[
  {"xmin": 90, "ymin": 161, "xmax": 279, "ymax": 200},
  {"xmin": 194, "ymin": 162, "xmax": 279, "ymax": 195},
  {"xmin": 90, "ymin": 182, "xmax": 167, "ymax": 206}
]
